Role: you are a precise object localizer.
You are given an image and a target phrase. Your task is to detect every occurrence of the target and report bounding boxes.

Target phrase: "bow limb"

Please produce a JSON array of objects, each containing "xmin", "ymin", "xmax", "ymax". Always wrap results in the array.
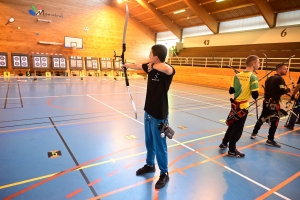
[
  {"xmin": 262, "ymin": 53, "xmax": 268, "ymax": 78},
  {"xmin": 211, "ymin": 52, "xmax": 239, "ymax": 74},
  {"xmin": 287, "ymin": 61, "xmax": 296, "ymax": 90},
  {"xmin": 259, "ymin": 55, "xmax": 295, "ymax": 82},
  {"xmin": 122, "ymin": 3, "xmax": 137, "ymax": 119}
]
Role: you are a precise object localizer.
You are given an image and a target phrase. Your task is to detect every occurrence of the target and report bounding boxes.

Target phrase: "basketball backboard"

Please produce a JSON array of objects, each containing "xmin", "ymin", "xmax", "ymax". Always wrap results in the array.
[{"xmin": 64, "ymin": 36, "xmax": 83, "ymax": 49}]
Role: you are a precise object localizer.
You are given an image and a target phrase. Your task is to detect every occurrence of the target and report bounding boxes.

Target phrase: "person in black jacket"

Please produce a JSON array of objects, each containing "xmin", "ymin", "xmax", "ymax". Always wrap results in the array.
[
  {"xmin": 251, "ymin": 64, "xmax": 291, "ymax": 147},
  {"xmin": 123, "ymin": 44, "xmax": 175, "ymax": 189}
]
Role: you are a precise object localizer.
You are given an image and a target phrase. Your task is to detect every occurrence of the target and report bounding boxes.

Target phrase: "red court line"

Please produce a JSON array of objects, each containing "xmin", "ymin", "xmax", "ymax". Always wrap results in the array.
[
  {"xmin": 153, "ymin": 189, "xmax": 159, "ymax": 200},
  {"xmin": 4, "ymin": 143, "xmax": 144, "ymax": 200},
  {"xmin": 124, "ymin": 164, "xmax": 134, "ymax": 169},
  {"xmin": 6, "ymin": 127, "xmax": 298, "ymax": 200},
  {"xmin": 107, "ymin": 170, "xmax": 119, "ymax": 177},
  {"xmin": 88, "ymin": 178, "xmax": 102, "ymax": 187},
  {"xmin": 251, "ymin": 147, "xmax": 300, "ymax": 157},
  {"xmin": 66, "ymin": 188, "xmax": 82, "ymax": 198},
  {"xmin": 255, "ymin": 171, "xmax": 300, "ymax": 200},
  {"xmin": 88, "ymin": 128, "xmax": 298, "ymax": 199},
  {"xmin": 47, "ymin": 97, "xmax": 77, "ymax": 111}
]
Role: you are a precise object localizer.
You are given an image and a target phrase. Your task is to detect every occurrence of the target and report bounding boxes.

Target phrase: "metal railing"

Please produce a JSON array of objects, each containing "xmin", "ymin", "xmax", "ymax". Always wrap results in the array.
[{"xmin": 167, "ymin": 56, "xmax": 300, "ymax": 72}]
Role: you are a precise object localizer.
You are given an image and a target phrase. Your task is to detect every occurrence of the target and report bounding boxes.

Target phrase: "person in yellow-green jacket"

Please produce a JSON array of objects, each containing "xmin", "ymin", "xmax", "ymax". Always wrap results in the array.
[{"xmin": 219, "ymin": 55, "xmax": 260, "ymax": 157}]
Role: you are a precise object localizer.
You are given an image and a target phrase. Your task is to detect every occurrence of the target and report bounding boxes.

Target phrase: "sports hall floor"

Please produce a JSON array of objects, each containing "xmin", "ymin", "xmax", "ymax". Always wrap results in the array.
[{"xmin": 0, "ymin": 75, "xmax": 299, "ymax": 200}]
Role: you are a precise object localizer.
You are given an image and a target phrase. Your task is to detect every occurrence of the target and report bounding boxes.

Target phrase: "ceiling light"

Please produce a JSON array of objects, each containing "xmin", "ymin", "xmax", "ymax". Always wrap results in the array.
[
  {"xmin": 174, "ymin": 9, "xmax": 186, "ymax": 14},
  {"xmin": 216, "ymin": 0, "xmax": 224, "ymax": 2}
]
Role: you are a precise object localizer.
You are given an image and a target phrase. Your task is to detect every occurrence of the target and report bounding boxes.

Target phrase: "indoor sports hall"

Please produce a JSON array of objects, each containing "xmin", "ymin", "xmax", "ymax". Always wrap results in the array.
[{"xmin": 1, "ymin": 0, "xmax": 300, "ymax": 200}]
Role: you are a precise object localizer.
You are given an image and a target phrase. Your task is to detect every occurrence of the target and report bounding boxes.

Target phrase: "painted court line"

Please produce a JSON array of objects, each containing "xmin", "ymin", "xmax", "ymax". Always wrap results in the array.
[
  {"xmin": 0, "ymin": 129, "xmax": 228, "ymax": 190},
  {"xmin": 66, "ymin": 188, "xmax": 82, "ymax": 199},
  {"xmin": 87, "ymin": 96, "xmax": 290, "ymax": 199},
  {"xmin": 255, "ymin": 171, "xmax": 300, "ymax": 200},
  {"xmin": 1, "ymin": 93, "xmax": 295, "ymax": 199}
]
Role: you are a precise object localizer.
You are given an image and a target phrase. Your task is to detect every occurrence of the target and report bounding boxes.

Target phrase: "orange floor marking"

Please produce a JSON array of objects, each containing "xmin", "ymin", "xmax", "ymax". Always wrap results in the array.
[
  {"xmin": 88, "ymin": 128, "xmax": 299, "ymax": 199},
  {"xmin": 88, "ymin": 178, "xmax": 102, "ymax": 187},
  {"xmin": 124, "ymin": 164, "xmax": 134, "ymax": 169},
  {"xmin": 6, "ymin": 126, "xmax": 299, "ymax": 200},
  {"xmin": 3, "ymin": 143, "xmax": 144, "ymax": 200},
  {"xmin": 153, "ymin": 189, "xmax": 159, "ymax": 200},
  {"xmin": 255, "ymin": 171, "xmax": 300, "ymax": 200},
  {"xmin": 138, "ymin": 158, "xmax": 146, "ymax": 162},
  {"xmin": 66, "ymin": 188, "xmax": 82, "ymax": 198},
  {"xmin": 107, "ymin": 170, "xmax": 119, "ymax": 177},
  {"xmin": 251, "ymin": 147, "xmax": 300, "ymax": 157}
]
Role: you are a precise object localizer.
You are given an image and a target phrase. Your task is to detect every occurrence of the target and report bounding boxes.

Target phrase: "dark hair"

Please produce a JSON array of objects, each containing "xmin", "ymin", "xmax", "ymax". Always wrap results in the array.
[
  {"xmin": 152, "ymin": 44, "xmax": 167, "ymax": 62},
  {"xmin": 246, "ymin": 55, "xmax": 259, "ymax": 66},
  {"xmin": 276, "ymin": 64, "xmax": 287, "ymax": 71}
]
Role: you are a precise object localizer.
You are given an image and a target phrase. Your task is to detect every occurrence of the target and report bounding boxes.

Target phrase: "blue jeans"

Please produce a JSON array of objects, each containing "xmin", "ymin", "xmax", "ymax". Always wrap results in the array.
[{"xmin": 144, "ymin": 112, "xmax": 168, "ymax": 174}]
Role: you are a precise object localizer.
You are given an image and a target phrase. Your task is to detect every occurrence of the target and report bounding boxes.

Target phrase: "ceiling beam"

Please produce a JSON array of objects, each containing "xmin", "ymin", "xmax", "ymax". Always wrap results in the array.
[
  {"xmin": 139, "ymin": 17, "xmax": 155, "ymax": 22},
  {"xmin": 156, "ymin": 0, "xmax": 182, "ymax": 10},
  {"xmin": 163, "ymin": 7, "xmax": 190, "ymax": 15},
  {"xmin": 133, "ymin": 11, "xmax": 148, "ymax": 17},
  {"xmin": 174, "ymin": 15, "xmax": 198, "ymax": 22},
  {"xmin": 129, "ymin": 4, "xmax": 141, "ymax": 10},
  {"xmin": 183, "ymin": 0, "xmax": 219, "ymax": 34},
  {"xmin": 199, "ymin": 0, "xmax": 216, "ymax": 5},
  {"xmin": 113, "ymin": 3, "xmax": 155, "ymax": 41},
  {"xmin": 136, "ymin": 0, "xmax": 182, "ymax": 38},
  {"xmin": 252, "ymin": 0, "xmax": 276, "ymax": 28}
]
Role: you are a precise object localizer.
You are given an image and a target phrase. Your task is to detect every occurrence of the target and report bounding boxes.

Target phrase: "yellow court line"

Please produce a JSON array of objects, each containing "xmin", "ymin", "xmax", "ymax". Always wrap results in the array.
[
  {"xmin": 1, "ymin": 123, "xmax": 292, "ymax": 190},
  {"xmin": 0, "ymin": 131, "xmax": 225, "ymax": 190}
]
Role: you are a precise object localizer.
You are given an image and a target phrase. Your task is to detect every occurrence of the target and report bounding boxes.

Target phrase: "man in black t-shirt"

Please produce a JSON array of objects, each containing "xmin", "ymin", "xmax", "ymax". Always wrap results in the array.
[
  {"xmin": 285, "ymin": 76, "xmax": 300, "ymax": 129},
  {"xmin": 123, "ymin": 44, "xmax": 175, "ymax": 189},
  {"xmin": 251, "ymin": 64, "xmax": 290, "ymax": 147}
]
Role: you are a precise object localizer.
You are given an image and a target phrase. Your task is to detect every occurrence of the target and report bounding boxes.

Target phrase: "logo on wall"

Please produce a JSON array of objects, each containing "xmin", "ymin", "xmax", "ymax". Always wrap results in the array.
[
  {"xmin": 28, "ymin": 5, "xmax": 43, "ymax": 16},
  {"xmin": 28, "ymin": 5, "xmax": 63, "ymax": 18}
]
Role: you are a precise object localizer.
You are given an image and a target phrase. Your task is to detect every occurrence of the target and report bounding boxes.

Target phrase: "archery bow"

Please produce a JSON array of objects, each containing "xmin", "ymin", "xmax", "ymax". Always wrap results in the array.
[
  {"xmin": 211, "ymin": 52, "xmax": 240, "ymax": 74},
  {"xmin": 263, "ymin": 53, "xmax": 268, "ymax": 78},
  {"xmin": 120, "ymin": 3, "xmax": 137, "ymax": 119},
  {"xmin": 258, "ymin": 55, "xmax": 295, "ymax": 82}
]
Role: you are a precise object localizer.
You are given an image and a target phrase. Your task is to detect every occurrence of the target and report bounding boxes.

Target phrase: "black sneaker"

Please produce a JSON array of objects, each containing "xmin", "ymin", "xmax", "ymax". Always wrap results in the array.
[
  {"xmin": 284, "ymin": 124, "xmax": 294, "ymax": 130},
  {"xmin": 155, "ymin": 172, "xmax": 169, "ymax": 189},
  {"xmin": 219, "ymin": 143, "xmax": 228, "ymax": 150},
  {"xmin": 265, "ymin": 140, "xmax": 281, "ymax": 148},
  {"xmin": 228, "ymin": 149, "xmax": 245, "ymax": 158},
  {"xmin": 250, "ymin": 133, "xmax": 257, "ymax": 139},
  {"xmin": 136, "ymin": 164, "xmax": 155, "ymax": 175}
]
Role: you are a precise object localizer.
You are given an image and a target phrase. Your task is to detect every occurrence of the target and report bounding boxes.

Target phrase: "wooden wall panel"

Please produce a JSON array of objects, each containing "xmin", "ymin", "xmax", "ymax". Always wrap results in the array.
[
  {"xmin": 173, "ymin": 66, "xmax": 299, "ymax": 96},
  {"xmin": 0, "ymin": 0, "xmax": 155, "ymax": 72}
]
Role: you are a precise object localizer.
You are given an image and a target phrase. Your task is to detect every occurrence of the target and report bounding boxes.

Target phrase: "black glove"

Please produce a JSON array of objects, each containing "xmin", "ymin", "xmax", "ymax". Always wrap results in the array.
[{"xmin": 286, "ymin": 88, "xmax": 291, "ymax": 93}]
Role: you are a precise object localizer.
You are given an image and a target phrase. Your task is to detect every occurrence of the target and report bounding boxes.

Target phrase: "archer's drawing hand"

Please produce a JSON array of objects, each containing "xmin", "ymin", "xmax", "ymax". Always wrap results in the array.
[{"xmin": 147, "ymin": 63, "xmax": 154, "ymax": 72}]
